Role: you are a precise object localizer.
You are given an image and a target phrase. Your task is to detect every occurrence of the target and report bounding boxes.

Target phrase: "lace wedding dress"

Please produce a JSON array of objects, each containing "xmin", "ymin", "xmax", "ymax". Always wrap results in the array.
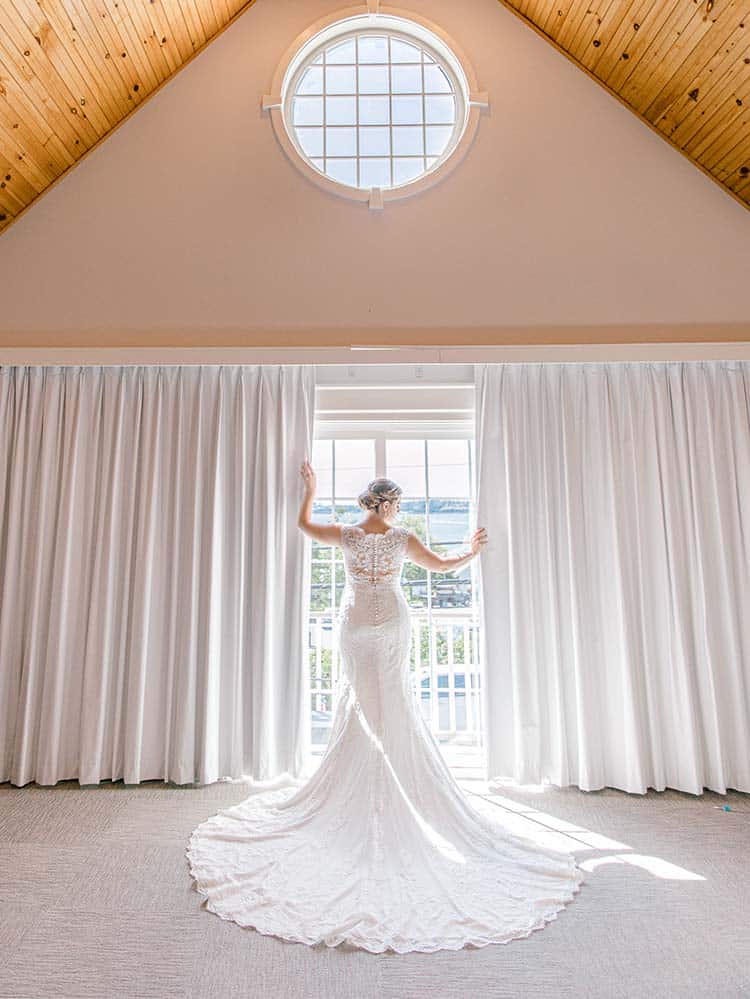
[{"xmin": 186, "ymin": 524, "xmax": 584, "ymax": 953}]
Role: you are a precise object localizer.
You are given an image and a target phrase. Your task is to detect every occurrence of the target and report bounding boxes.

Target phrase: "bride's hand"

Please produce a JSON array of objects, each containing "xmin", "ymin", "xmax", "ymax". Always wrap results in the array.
[
  {"xmin": 469, "ymin": 527, "xmax": 488, "ymax": 556},
  {"xmin": 300, "ymin": 459, "xmax": 316, "ymax": 495}
]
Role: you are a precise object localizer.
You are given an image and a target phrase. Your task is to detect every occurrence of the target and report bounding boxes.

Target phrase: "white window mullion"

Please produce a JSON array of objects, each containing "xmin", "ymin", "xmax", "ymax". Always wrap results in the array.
[
  {"xmin": 447, "ymin": 621, "xmax": 457, "ymax": 735},
  {"xmin": 463, "ymin": 620, "xmax": 474, "ymax": 734},
  {"xmin": 375, "ymin": 437, "xmax": 386, "ymax": 477},
  {"xmin": 429, "ymin": 618, "xmax": 440, "ymax": 734}
]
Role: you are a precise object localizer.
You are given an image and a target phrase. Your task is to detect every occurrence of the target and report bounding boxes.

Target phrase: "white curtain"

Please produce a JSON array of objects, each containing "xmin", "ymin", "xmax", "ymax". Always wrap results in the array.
[
  {"xmin": 0, "ymin": 364, "xmax": 315, "ymax": 787},
  {"xmin": 475, "ymin": 360, "xmax": 750, "ymax": 795}
]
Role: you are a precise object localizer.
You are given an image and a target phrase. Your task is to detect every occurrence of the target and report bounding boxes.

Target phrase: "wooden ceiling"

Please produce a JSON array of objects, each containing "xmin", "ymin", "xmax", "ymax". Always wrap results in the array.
[
  {"xmin": 0, "ymin": 0, "xmax": 255, "ymax": 236},
  {"xmin": 499, "ymin": 0, "xmax": 750, "ymax": 207},
  {"xmin": 0, "ymin": 0, "xmax": 748, "ymax": 238}
]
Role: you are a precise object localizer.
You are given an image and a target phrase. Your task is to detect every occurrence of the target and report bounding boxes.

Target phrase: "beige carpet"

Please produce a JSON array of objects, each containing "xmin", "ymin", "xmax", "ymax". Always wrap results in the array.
[{"xmin": 1, "ymin": 749, "xmax": 748, "ymax": 999}]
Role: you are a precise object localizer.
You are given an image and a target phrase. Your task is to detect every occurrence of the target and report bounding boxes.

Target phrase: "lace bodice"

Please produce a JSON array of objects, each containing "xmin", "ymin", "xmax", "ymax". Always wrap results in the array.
[{"xmin": 340, "ymin": 524, "xmax": 409, "ymax": 585}]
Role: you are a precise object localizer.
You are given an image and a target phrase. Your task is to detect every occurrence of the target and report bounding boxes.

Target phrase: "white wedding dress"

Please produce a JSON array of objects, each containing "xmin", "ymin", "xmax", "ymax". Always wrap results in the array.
[{"xmin": 186, "ymin": 524, "xmax": 584, "ymax": 953}]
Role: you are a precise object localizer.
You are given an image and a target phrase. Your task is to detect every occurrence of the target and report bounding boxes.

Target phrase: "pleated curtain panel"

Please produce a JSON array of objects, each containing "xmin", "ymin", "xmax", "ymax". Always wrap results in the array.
[
  {"xmin": 475, "ymin": 360, "xmax": 750, "ymax": 796},
  {"xmin": 0, "ymin": 364, "xmax": 316, "ymax": 787}
]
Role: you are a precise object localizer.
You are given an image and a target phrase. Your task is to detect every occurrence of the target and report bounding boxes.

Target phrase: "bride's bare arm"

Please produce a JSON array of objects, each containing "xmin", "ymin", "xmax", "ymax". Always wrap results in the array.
[
  {"xmin": 297, "ymin": 460, "xmax": 343, "ymax": 546},
  {"xmin": 406, "ymin": 528, "xmax": 488, "ymax": 573}
]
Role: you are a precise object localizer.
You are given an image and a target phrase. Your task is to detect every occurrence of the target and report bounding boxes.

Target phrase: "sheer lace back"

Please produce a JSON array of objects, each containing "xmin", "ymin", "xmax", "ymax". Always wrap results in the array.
[{"xmin": 341, "ymin": 525, "xmax": 409, "ymax": 585}]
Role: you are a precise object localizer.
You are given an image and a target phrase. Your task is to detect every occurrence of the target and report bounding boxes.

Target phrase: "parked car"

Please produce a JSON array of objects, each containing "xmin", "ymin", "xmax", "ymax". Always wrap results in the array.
[{"xmin": 432, "ymin": 581, "xmax": 471, "ymax": 608}]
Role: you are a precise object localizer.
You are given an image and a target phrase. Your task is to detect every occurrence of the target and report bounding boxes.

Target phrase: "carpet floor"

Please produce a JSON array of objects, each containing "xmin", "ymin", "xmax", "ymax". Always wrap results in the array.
[{"xmin": 1, "ymin": 747, "xmax": 748, "ymax": 999}]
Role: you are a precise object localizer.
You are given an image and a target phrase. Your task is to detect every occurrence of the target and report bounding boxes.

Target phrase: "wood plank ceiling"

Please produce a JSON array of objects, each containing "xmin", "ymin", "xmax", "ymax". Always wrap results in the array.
[
  {"xmin": 502, "ymin": 0, "xmax": 750, "ymax": 207},
  {"xmin": 0, "ymin": 0, "xmax": 748, "ymax": 239},
  {"xmin": 0, "ymin": 0, "xmax": 255, "ymax": 236},
  {"xmin": 498, "ymin": 0, "xmax": 750, "ymax": 208}
]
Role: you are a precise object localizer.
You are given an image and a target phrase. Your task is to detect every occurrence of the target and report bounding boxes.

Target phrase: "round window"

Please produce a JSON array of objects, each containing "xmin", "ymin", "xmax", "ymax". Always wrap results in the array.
[{"xmin": 263, "ymin": 9, "xmax": 486, "ymax": 208}]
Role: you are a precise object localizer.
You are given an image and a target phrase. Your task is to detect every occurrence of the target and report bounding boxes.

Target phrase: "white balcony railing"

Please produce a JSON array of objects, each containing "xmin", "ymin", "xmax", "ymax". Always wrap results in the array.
[{"xmin": 309, "ymin": 609, "xmax": 482, "ymax": 752}]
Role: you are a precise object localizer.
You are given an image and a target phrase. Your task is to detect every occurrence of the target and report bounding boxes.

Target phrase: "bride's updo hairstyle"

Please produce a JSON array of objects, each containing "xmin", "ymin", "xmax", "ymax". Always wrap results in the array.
[{"xmin": 357, "ymin": 478, "xmax": 403, "ymax": 514}]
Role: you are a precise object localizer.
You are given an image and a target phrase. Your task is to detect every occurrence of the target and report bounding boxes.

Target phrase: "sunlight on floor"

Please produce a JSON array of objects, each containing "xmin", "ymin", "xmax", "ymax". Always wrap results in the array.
[
  {"xmin": 441, "ymin": 743, "xmax": 707, "ymax": 883},
  {"xmin": 583, "ymin": 854, "xmax": 706, "ymax": 880}
]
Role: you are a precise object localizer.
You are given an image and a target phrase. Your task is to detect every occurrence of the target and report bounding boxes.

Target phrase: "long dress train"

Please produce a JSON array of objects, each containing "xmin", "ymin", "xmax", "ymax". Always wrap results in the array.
[{"xmin": 186, "ymin": 524, "xmax": 584, "ymax": 953}]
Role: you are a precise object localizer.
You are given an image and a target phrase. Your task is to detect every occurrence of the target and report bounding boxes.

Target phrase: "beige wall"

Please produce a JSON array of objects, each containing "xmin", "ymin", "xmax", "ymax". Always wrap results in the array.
[{"xmin": 0, "ymin": 0, "xmax": 748, "ymax": 350}]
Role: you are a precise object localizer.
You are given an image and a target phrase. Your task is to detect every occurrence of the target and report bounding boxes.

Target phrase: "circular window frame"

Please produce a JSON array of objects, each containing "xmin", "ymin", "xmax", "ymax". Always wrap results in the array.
[{"xmin": 262, "ymin": 4, "xmax": 488, "ymax": 209}]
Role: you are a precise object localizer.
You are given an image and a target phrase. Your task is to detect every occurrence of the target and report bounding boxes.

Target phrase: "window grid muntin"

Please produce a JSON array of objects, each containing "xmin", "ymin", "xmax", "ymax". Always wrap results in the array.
[{"xmin": 287, "ymin": 27, "xmax": 464, "ymax": 191}]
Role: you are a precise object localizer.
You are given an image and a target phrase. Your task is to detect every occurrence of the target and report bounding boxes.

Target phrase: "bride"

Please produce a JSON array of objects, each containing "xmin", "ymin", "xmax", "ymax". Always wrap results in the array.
[{"xmin": 186, "ymin": 462, "xmax": 584, "ymax": 954}]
